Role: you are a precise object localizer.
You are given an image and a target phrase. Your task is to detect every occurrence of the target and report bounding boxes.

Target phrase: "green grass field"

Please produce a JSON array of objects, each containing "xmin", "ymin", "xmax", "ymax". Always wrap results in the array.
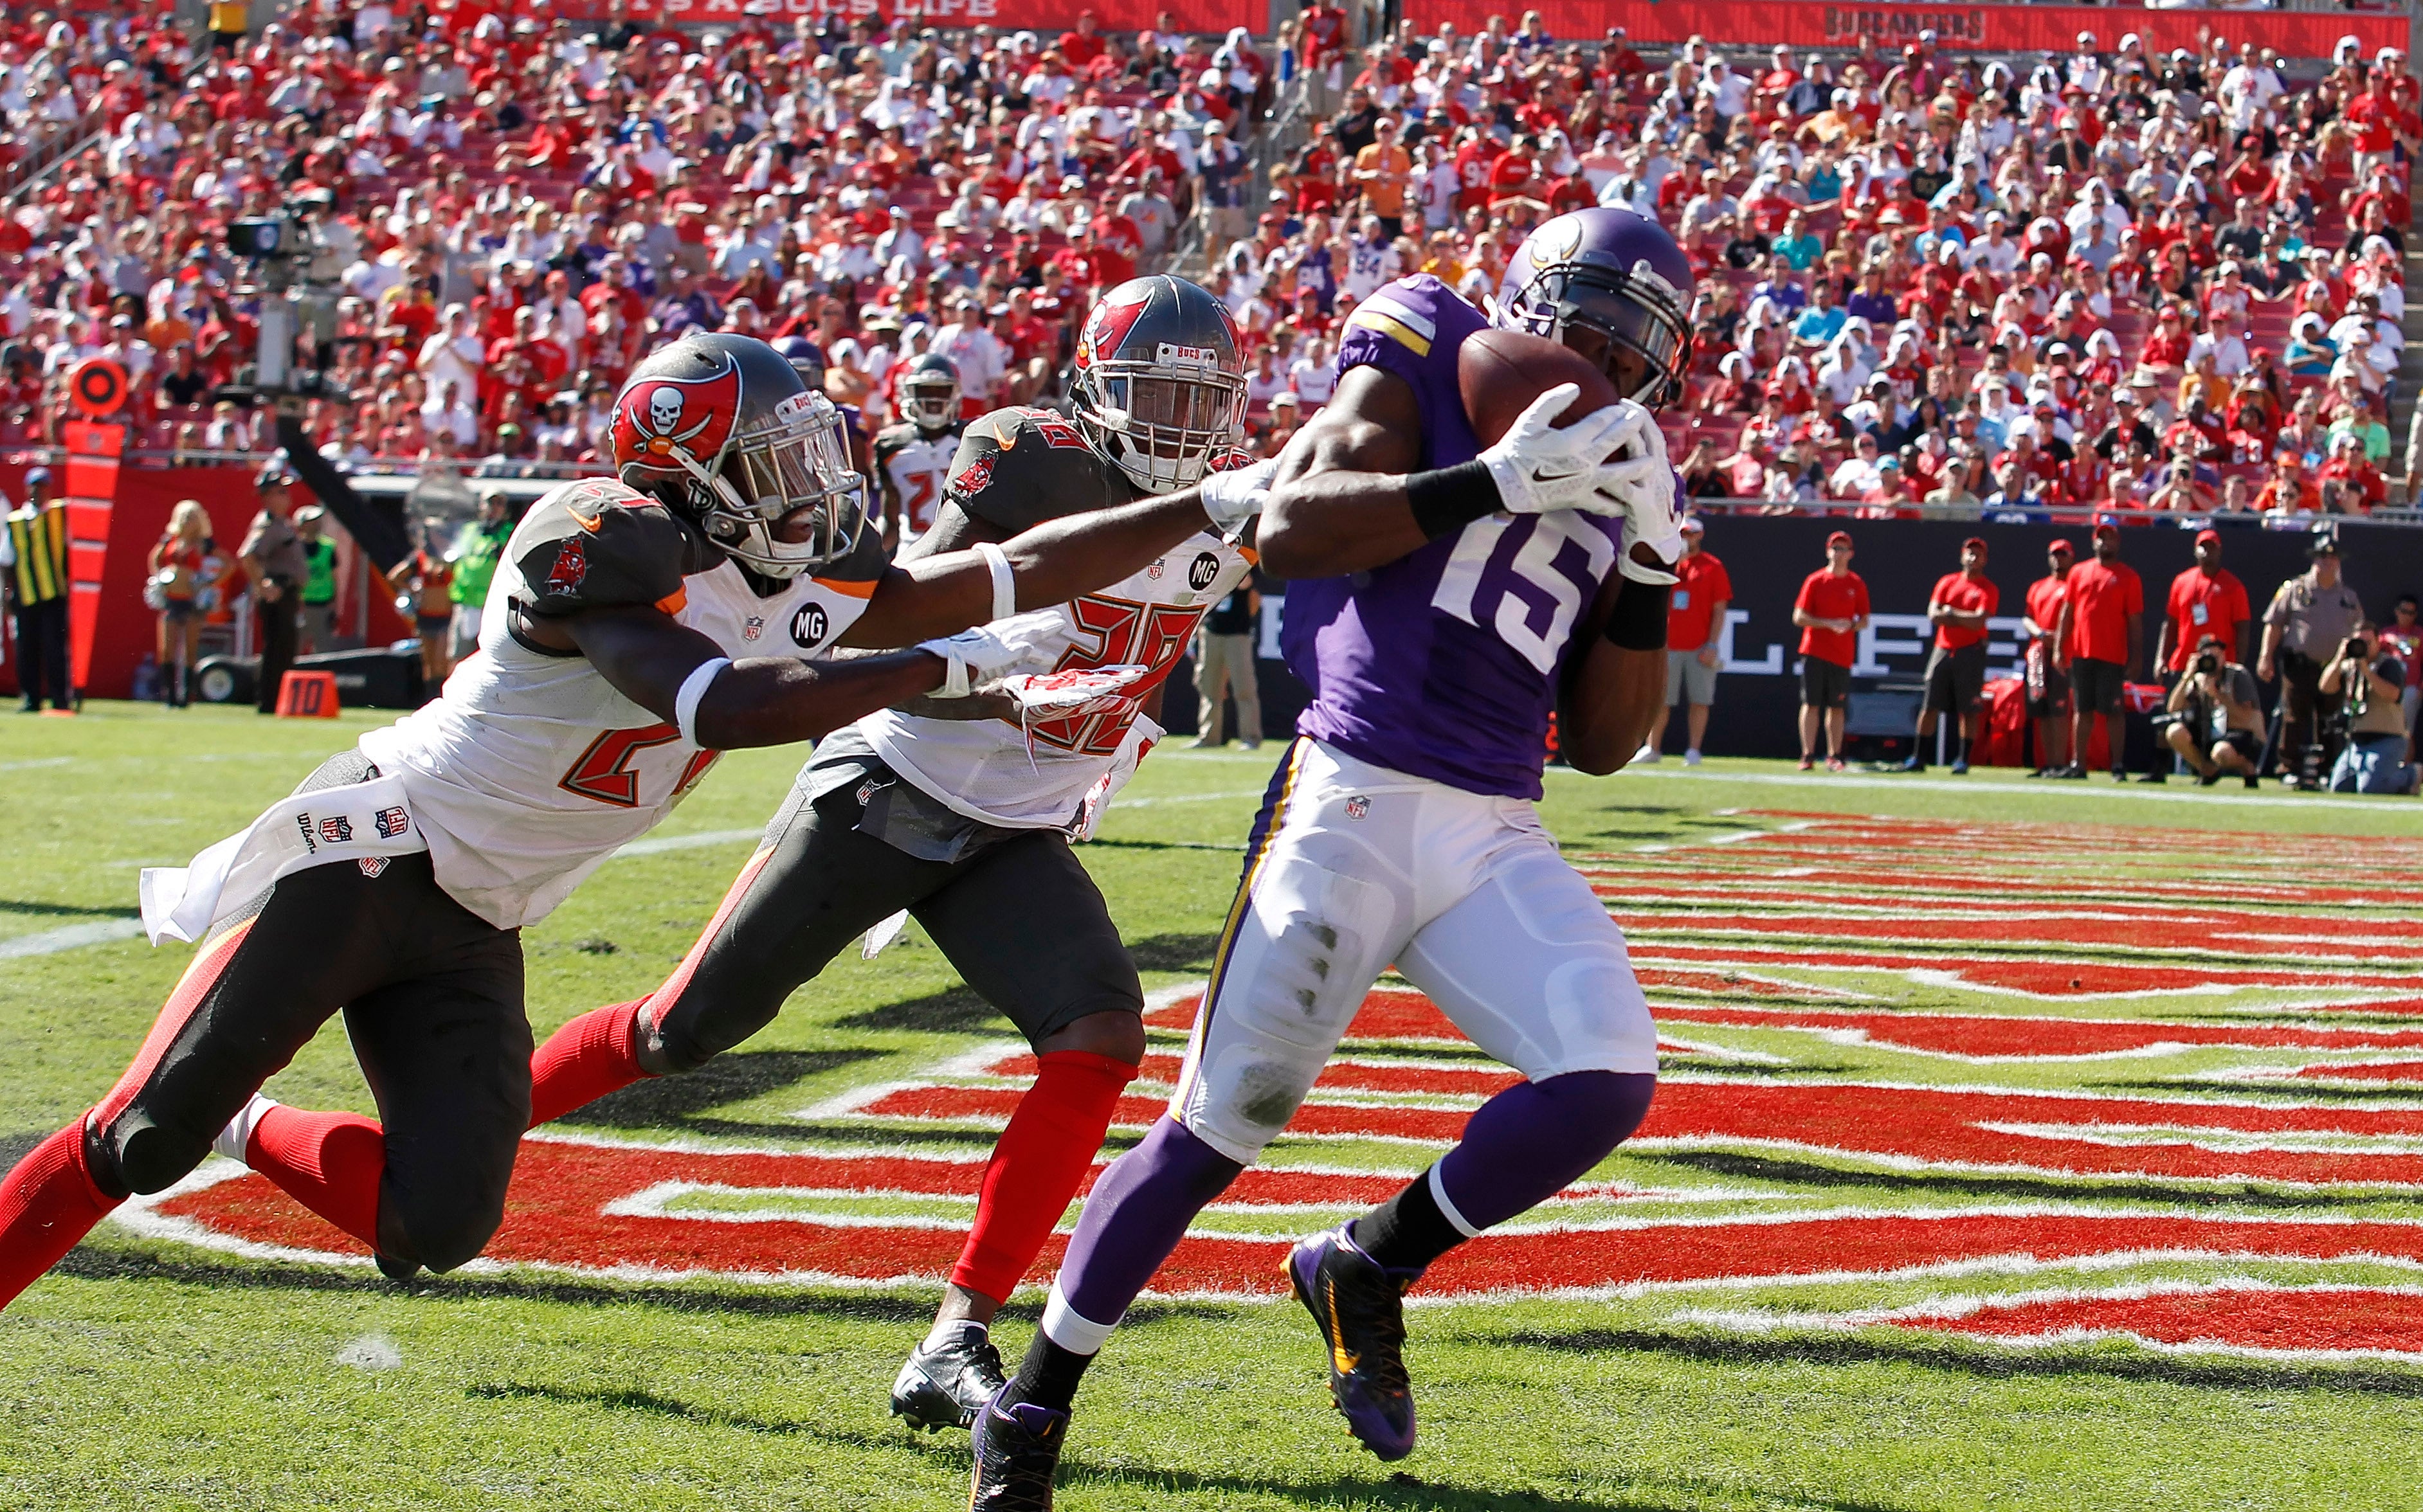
[{"xmin": 7, "ymin": 703, "xmax": 2423, "ymax": 1512}]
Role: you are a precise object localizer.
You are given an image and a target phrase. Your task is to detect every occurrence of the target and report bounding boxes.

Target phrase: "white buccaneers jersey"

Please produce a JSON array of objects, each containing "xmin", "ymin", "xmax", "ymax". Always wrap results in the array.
[
  {"xmin": 875, "ymin": 422, "xmax": 960, "ymax": 543},
  {"xmin": 358, "ymin": 478, "xmax": 884, "ymax": 928},
  {"xmin": 860, "ymin": 528, "xmax": 1251, "ymax": 828}
]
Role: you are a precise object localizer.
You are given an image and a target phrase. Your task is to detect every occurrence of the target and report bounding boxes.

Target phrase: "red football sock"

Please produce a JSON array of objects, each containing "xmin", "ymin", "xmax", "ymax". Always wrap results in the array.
[
  {"xmin": 0, "ymin": 1121, "xmax": 121, "ymax": 1309},
  {"xmin": 527, "ymin": 1000, "xmax": 649, "ymax": 1129},
  {"xmin": 244, "ymin": 1105, "xmax": 385, "ymax": 1252},
  {"xmin": 950, "ymin": 1050, "xmax": 1138, "ymax": 1304}
]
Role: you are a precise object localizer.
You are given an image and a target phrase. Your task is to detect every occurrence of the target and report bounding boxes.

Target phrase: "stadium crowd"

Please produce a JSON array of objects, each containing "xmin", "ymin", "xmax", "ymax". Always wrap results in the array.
[{"xmin": 0, "ymin": 1, "xmax": 2416, "ymax": 526}]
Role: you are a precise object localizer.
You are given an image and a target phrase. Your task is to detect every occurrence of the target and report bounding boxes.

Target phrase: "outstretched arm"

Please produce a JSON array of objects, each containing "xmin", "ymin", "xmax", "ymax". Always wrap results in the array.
[
  {"xmin": 838, "ymin": 486, "xmax": 1226, "ymax": 648},
  {"xmin": 556, "ymin": 604, "xmax": 950, "ymax": 750}
]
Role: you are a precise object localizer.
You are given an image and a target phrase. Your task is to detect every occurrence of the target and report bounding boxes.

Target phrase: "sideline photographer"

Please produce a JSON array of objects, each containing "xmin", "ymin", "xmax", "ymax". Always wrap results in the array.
[
  {"xmin": 2258, "ymin": 530, "xmax": 2366, "ymax": 790},
  {"xmin": 2159, "ymin": 635, "xmax": 2264, "ymax": 789},
  {"xmin": 2321, "ymin": 629, "xmax": 2421, "ymax": 795}
]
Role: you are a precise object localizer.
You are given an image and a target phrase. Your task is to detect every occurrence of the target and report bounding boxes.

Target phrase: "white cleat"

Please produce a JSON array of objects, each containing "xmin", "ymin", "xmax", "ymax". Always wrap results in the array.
[
  {"xmin": 212, "ymin": 1092, "xmax": 280, "ymax": 1166},
  {"xmin": 1633, "ymin": 746, "xmax": 1660, "ymax": 764},
  {"xmin": 1683, "ymin": 748, "xmax": 1703, "ymax": 766}
]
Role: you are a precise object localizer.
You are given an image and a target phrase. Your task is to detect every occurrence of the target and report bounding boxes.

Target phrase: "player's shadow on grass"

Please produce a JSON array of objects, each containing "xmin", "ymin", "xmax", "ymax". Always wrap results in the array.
[
  {"xmin": 553, "ymin": 1047, "xmax": 882, "ymax": 1140},
  {"xmin": 469, "ymin": 1381, "xmax": 1899, "ymax": 1510},
  {"xmin": 1056, "ymin": 1461, "xmax": 1907, "ymax": 1511},
  {"xmin": 1645, "ymin": 1149, "xmax": 2423, "ymax": 1213},
  {"xmin": 831, "ymin": 933, "xmax": 1224, "ymax": 1036},
  {"xmin": 1475, "ymin": 1323, "xmax": 2423, "ymax": 1401},
  {"xmin": 0, "ymin": 898, "xmax": 138, "ymax": 918}
]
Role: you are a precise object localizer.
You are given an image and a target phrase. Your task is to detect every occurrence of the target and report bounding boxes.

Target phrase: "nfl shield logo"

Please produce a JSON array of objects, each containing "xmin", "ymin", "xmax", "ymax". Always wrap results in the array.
[
  {"xmin": 319, "ymin": 816, "xmax": 354, "ymax": 845},
  {"xmin": 1345, "ymin": 795, "xmax": 1371, "ymax": 820},
  {"xmin": 743, "ymin": 615, "xmax": 765, "ymax": 642},
  {"xmin": 374, "ymin": 806, "xmax": 409, "ymax": 839},
  {"xmin": 358, "ymin": 857, "xmax": 389, "ymax": 879},
  {"xmin": 1146, "ymin": 557, "xmax": 1166, "ymax": 580}
]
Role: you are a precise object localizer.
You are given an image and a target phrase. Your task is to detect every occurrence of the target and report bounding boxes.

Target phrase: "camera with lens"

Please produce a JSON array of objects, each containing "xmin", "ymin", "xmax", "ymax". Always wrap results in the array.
[
  {"xmin": 226, "ymin": 215, "xmax": 298, "ymax": 261},
  {"xmin": 2341, "ymin": 633, "xmax": 2373, "ymax": 664},
  {"xmin": 2193, "ymin": 647, "xmax": 2224, "ymax": 678}
]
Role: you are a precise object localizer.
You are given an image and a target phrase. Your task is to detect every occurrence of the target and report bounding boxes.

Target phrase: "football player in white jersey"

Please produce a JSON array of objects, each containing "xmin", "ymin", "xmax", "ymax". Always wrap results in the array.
[
  {"xmin": 873, "ymin": 353, "xmax": 965, "ymax": 550},
  {"xmin": 0, "ymin": 330, "xmax": 1274, "ymax": 1308}
]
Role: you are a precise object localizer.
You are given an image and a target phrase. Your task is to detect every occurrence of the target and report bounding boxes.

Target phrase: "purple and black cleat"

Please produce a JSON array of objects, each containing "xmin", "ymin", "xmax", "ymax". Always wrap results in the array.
[
  {"xmin": 1285, "ymin": 1225, "xmax": 1420, "ymax": 1461},
  {"xmin": 968, "ymin": 1387, "xmax": 1067, "ymax": 1511}
]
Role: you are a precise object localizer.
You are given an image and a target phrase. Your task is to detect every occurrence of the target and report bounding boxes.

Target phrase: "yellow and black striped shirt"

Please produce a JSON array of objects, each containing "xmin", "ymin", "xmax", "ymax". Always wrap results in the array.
[{"xmin": 5, "ymin": 503, "xmax": 68, "ymax": 606}]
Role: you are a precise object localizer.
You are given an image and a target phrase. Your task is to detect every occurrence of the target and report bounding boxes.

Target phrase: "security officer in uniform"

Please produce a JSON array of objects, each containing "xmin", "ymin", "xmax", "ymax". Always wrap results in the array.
[
  {"xmin": 2, "ymin": 466, "xmax": 69, "ymax": 712},
  {"xmin": 239, "ymin": 462, "xmax": 307, "ymax": 713},
  {"xmin": 1190, "ymin": 566, "xmax": 1262, "ymax": 748},
  {"xmin": 2258, "ymin": 528, "xmax": 2368, "ymax": 788}
]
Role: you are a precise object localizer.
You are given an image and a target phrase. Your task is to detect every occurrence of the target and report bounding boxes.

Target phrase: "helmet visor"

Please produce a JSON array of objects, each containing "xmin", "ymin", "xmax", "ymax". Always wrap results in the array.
[
  {"xmin": 1530, "ymin": 269, "xmax": 1691, "ymax": 402},
  {"xmin": 902, "ymin": 379, "xmax": 957, "ymax": 428},
  {"xmin": 724, "ymin": 393, "xmax": 866, "ymax": 573},
  {"xmin": 1085, "ymin": 366, "xmax": 1244, "ymax": 491}
]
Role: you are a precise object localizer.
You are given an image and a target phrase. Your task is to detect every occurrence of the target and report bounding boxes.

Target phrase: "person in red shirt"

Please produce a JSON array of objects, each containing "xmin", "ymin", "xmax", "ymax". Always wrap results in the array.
[
  {"xmin": 1900, "ymin": 537, "xmax": 2001, "ymax": 773},
  {"xmin": 1793, "ymin": 531, "xmax": 1871, "ymax": 771},
  {"xmin": 2053, "ymin": 521, "xmax": 2144, "ymax": 779},
  {"xmin": 2155, "ymin": 529, "xmax": 2252, "ymax": 676},
  {"xmin": 1057, "ymin": 10, "xmax": 1105, "ymax": 70},
  {"xmin": 2022, "ymin": 539, "xmax": 2076, "ymax": 777},
  {"xmin": 1644, "ymin": 517, "xmax": 1732, "ymax": 764}
]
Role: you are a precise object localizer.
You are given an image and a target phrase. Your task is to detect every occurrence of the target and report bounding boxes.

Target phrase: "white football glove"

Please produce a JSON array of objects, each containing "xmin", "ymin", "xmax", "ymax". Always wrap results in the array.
[
  {"xmin": 917, "ymin": 608, "xmax": 1069, "ymax": 698},
  {"xmin": 1199, "ymin": 455, "xmax": 1280, "ymax": 534},
  {"xmin": 1069, "ymin": 714, "xmax": 1161, "ymax": 842},
  {"xmin": 1478, "ymin": 383, "xmax": 1639, "ymax": 516},
  {"xmin": 1587, "ymin": 402, "xmax": 1685, "ymax": 585}
]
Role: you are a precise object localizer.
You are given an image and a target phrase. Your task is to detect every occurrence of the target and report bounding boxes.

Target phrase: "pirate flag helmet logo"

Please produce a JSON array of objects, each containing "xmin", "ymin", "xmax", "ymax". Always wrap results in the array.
[{"xmin": 608, "ymin": 332, "xmax": 866, "ymax": 580}]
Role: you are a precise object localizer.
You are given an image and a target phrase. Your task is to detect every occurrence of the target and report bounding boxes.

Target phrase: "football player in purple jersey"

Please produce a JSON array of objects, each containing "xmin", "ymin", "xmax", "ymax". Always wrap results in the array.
[{"xmin": 971, "ymin": 207, "xmax": 1694, "ymax": 1506}]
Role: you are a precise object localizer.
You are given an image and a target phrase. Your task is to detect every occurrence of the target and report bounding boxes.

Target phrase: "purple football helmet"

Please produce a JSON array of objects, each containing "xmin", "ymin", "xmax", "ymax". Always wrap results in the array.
[{"xmin": 1493, "ymin": 207, "xmax": 1695, "ymax": 407}]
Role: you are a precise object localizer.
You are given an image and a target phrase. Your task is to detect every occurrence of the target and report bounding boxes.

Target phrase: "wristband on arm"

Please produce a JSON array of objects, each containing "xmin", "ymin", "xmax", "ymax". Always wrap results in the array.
[
  {"xmin": 1404, "ymin": 459, "xmax": 1503, "ymax": 539},
  {"xmin": 674, "ymin": 656, "xmax": 731, "ymax": 746},
  {"xmin": 974, "ymin": 539, "xmax": 1016, "ymax": 621},
  {"xmin": 1602, "ymin": 579, "xmax": 1671, "ymax": 652}
]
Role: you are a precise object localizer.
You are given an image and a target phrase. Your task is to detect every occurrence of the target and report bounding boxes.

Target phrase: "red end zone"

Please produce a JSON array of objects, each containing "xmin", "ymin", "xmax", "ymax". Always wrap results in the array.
[{"xmin": 111, "ymin": 813, "xmax": 2423, "ymax": 1365}]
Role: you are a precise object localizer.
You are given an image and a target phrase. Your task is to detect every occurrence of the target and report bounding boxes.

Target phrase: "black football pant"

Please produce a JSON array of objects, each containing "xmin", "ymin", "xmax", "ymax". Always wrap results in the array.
[
  {"xmin": 255, "ymin": 586, "xmax": 299, "ymax": 712},
  {"xmin": 84, "ymin": 755, "xmax": 528, "ymax": 1273},
  {"xmin": 639, "ymin": 755, "xmax": 1139, "ymax": 1074},
  {"xmin": 12, "ymin": 596, "xmax": 68, "ymax": 710}
]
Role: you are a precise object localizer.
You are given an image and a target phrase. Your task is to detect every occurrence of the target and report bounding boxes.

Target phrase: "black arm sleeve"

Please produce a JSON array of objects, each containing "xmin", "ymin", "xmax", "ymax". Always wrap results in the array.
[{"xmin": 276, "ymin": 412, "xmax": 412, "ymax": 572}]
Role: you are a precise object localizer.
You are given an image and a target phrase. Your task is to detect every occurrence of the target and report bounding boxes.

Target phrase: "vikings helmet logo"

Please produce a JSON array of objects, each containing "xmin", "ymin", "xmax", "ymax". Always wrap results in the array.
[{"xmin": 611, "ymin": 356, "xmax": 741, "ymax": 476}]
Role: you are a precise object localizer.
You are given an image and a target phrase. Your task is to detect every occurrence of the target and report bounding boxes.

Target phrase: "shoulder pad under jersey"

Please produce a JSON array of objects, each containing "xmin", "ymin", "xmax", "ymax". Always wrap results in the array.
[
  {"xmin": 873, "ymin": 422, "xmax": 920, "ymax": 460},
  {"xmin": 945, "ymin": 406, "xmax": 1132, "ymax": 535},
  {"xmin": 1339, "ymin": 274, "xmax": 1473, "ymax": 361},
  {"xmin": 511, "ymin": 478, "xmax": 716, "ymax": 618}
]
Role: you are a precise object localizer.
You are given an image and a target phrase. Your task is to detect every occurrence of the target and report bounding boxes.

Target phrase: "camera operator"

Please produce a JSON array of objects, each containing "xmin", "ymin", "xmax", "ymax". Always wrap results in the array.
[
  {"xmin": 2258, "ymin": 530, "xmax": 2366, "ymax": 789},
  {"xmin": 2321, "ymin": 629, "xmax": 2422, "ymax": 794},
  {"xmin": 2161, "ymin": 635, "xmax": 2264, "ymax": 788}
]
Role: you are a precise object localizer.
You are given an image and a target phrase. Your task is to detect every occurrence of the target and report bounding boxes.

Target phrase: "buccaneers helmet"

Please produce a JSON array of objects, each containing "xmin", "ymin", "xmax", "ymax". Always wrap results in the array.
[
  {"xmin": 609, "ymin": 332, "xmax": 865, "ymax": 579},
  {"xmin": 1067, "ymin": 274, "xmax": 1246, "ymax": 494},
  {"xmin": 898, "ymin": 353, "xmax": 962, "ymax": 431},
  {"xmin": 1493, "ymin": 207, "xmax": 1695, "ymax": 407}
]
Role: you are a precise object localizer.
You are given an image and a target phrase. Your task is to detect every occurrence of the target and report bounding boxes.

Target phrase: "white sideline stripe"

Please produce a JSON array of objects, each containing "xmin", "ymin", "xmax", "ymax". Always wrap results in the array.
[
  {"xmin": 1586, "ymin": 763, "xmax": 2423, "ymax": 813},
  {"xmin": 0, "ymin": 917, "xmax": 145, "ymax": 959},
  {"xmin": 611, "ymin": 827, "xmax": 764, "ymax": 858},
  {"xmin": 0, "ymin": 757, "xmax": 73, "ymax": 773}
]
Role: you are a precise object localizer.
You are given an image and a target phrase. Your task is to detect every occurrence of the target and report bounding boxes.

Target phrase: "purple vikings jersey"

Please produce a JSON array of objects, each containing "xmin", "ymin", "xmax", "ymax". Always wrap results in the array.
[{"xmin": 1281, "ymin": 274, "xmax": 1624, "ymax": 800}]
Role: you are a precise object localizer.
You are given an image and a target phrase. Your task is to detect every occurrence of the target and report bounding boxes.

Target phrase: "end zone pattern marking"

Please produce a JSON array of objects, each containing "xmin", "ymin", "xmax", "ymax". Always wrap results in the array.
[{"xmin": 123, "ymin": 813, "xmax": 2423, "ymax": 1365}]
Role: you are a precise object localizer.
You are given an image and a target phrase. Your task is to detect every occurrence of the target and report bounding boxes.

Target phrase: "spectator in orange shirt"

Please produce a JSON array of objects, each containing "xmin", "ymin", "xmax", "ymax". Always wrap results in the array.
[
  {"xmin": 2154, "ymin": 528, "xmax": 2252, "ymax": 677},
  {"xmin": 1352, "ymin": 116, "xmax": 1413, "ymax": 240},
  {"xmin": 1901, "ymin": 537, "xmax": 2001, "ymax": 773},
  {"xmin": 2053, "ymin": 520, "xmax": 2143, "ymax": 779},
  {"xmin": 1642, "ymin": 516, "xmax": 1732, "ymax": 765},
  {"xmin": 1793, "ymin": 530, "xmax": 1871, "ymax": 771}
]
